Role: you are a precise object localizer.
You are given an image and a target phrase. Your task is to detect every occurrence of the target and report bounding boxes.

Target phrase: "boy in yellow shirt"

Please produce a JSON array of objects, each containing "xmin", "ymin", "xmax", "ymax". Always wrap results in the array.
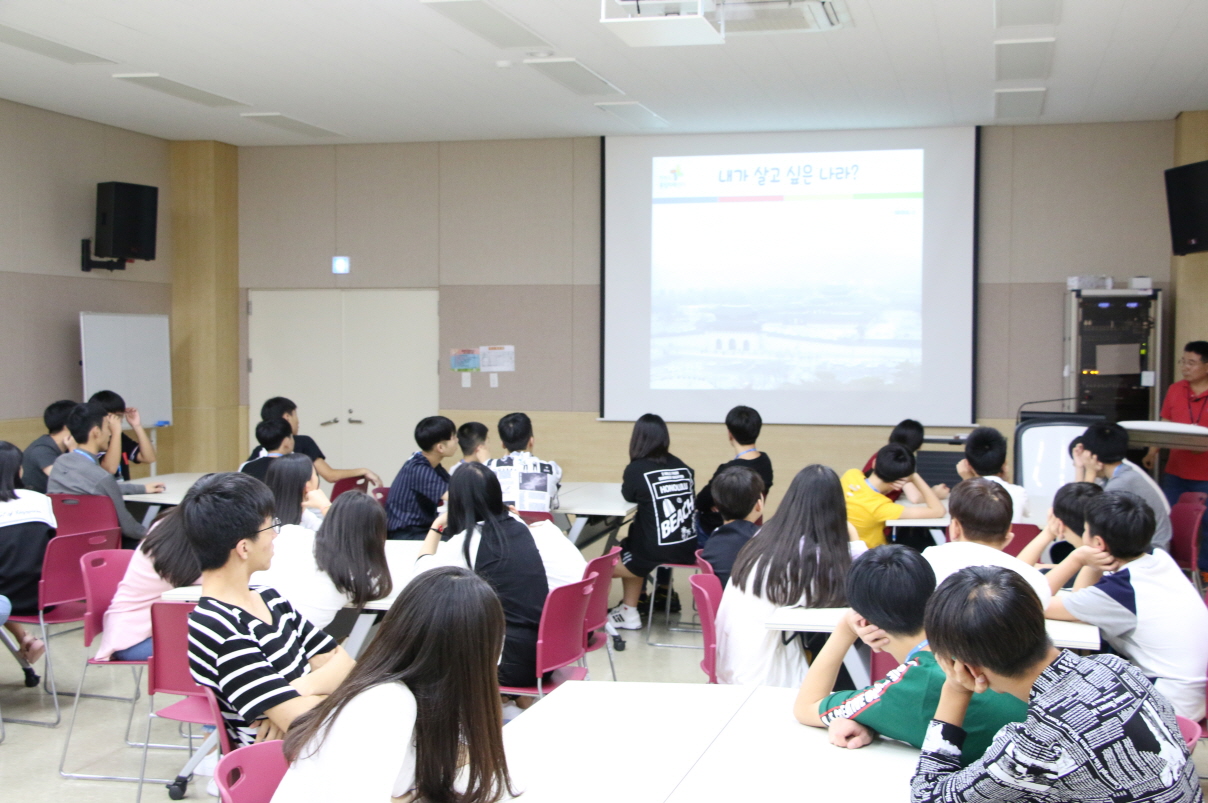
[{"xmin": 842, "ymin": 444, "xmax": 944, "ymax": 548}]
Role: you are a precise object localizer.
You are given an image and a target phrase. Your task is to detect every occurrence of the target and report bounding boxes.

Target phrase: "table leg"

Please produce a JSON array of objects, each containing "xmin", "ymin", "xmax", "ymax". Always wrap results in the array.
[
  {"xmin": 566, "ymin": 515, "xmax": 587, "ymax": 544},
  {"xmin": 344, "ymin": 613, "xmax": 376, "ymax": 659},
  {"xmin": 140, "ymin": 504, "xmax": 163, "ymax": 529},
  {"xmin": 842, "ymin": 643, "xmax": 871, "ymax": 688}
]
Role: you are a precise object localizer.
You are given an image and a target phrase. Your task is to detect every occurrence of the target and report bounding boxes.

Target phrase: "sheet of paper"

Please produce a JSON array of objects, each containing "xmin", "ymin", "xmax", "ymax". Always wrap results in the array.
[
  {"xmin": 450, "ymin": 348, "xmax": 480, "ymax": 372},
  {"xmin": 479, "ymin": 345, "xmax": 515, "ymax": 372},
  {"xmin": 462, "ymin": 372, "xmax": 472, "ymax": 387},
  {"xmin": 490, "ymin": 372, "xmax": 499, "ymax": 388}
]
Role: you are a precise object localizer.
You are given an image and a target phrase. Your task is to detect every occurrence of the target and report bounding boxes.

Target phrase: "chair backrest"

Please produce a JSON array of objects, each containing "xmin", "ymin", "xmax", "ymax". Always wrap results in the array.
[
  {"xmin": 689, "ymin": 573, "xmax": 723, "ymax": 683},
  {"xmin": 215, "ymin": 739, "xmax": 288, "ymax": 803},
  {"xmin": 535, "ymin": 574, "xmax": 597, "ymax": 676},
  {"xmin": 1176, "ymin": 715, "xmax": 1202, "ymax": 750},
  {"xmin": 148, "ymin": 601, "xmax": 203, "ymax": 698},
  {"xmin": 47, "ymin": 493, "xmax": 120, "ymax": 536},
  {"xmin": 330, "ymin": 476, "xmax": 368, "ymax": 500},
  {"xmin": 371, "ymin": 486, "xmax": 389, "ymax": 507},
  {"xmin": 1169, "ymin": 503, "xmax": 1206, "ymax": 571},
  {"xmin": 694, "ymin": 549, "xmax": 715, "ymax": 575},
  {"xmin": 1003, "ymin": 524, "xmax": 1040, "ymax": 558},
  {"xmin": 582, "ymin": 547, "xmax": 621, "ymax": 638},
  {"xmin": 202, "ymin": 686, "xmax": 234, "ymax": 756},
  {"xmin": 39, "ymin": 529, "xmax": 120, "ymax": 610},
  {"xmin": 871, "ymin": 650, "xmax": 900, "ymax": 683},
  {"xmin": 518, "ymin": 510, "xmax": 555, "ymax": 525},
  {"xmin": 80, "ymin": 549, "xmax": 135, "ymax": 647},
  {"xmin": 1179, "ymin": 492, "xmax": 1208, "ymax": 506}
]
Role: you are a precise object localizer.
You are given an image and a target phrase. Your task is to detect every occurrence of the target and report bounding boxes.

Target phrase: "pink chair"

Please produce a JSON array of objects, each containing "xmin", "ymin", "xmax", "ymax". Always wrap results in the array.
[
  {"xmin": 499, "ymin": 574, "xmax": 597, "ymax": 699},
  {"xmin": 330, "ymin": 476, "xmax": 368, "ymax": 500},
  {"xmin": 47, "ymin": 493, "xmax": 121, "ymax": 539},
  {"xmin": 1177, "ymin": 715, "xmax": 1202, "ymax": 750},
  {"xmin": 136, "ymin": 602, "xmax": 231, "ymax": 802},
  {"xmin": 582, "ymin": 548, "xmax": 621, "ymax": 681},
  {"xmin": 695, "ymin": 549, "xmax": 715, "ymax": 575},
  {"xmin": 871, "ymin": 650, "xmax": 901, "ymax": 683},
  {"xmin": 688, "ymin": 574, "xmax": 723, "ymax": 684},
  {"xmin": 371, "ymin": 486, "xmax": 389, "ymax": 507},
  {"xmin": 1003, "ymin": 524, "xmax": 1039, "ymax": 559},
  {"xmin": 645, "ymin": 562, "xmax": 703, "ymax": 649},
  {"xmin": 60, "ymin": 549, "xmax": 154, "ymax": 780},
  {"xmin": 1179, "ymin": 492, "xmax": 1208, "ymax": 506},
  {"xmin": 215, "ymin": 739, "xmax": 288, "ymax": 803},
  {"xmin": 1169, "ymin": 503, "xmax": 1206, "ymax": 591},
  {"xmin": 5, "ymin": 529, "xmax": 120, "ymax": 727},
  {"xmin": 518, "ymin": 511, "xmax": 556, "ymax": 525}
]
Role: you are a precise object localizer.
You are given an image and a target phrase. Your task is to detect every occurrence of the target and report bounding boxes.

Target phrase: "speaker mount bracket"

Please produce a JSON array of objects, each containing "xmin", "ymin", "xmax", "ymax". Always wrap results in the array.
[{"xmin": 81, "ymin": 239, "xmax": 126, "ymax": 272}]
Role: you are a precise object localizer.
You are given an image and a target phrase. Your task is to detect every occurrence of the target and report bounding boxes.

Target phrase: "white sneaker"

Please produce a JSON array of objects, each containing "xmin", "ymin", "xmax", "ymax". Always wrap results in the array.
[
  {"xmin": 206, "ymin": 775, "xmax": 219, "ymax": 797},
  {"xmin": 502, "ymin": 701, "xmax": 523, "ymax": 723},
  {"xmin": 195, "ymin": 748, "xmax": 219, "ymax": 776},
  {"xmin": 608, "ymin": 604, "xmax": 642, "ymax": 630}
]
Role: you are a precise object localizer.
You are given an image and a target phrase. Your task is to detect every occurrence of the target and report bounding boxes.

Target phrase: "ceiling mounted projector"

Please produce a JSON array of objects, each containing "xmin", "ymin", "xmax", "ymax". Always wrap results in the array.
[{"xmin": 601, "ymin": 0, "xmax": 850, "ymax": 46}]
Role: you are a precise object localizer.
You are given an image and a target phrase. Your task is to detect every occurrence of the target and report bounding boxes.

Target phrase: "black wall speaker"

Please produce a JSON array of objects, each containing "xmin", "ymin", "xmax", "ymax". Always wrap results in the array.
[
  {"xmin": 1165, "ymin": 160, "xmax": 1208, "ymax": 256},
  {"xmin": 95, "ymin": 181, "xmax": 158, "ymax": 260}
]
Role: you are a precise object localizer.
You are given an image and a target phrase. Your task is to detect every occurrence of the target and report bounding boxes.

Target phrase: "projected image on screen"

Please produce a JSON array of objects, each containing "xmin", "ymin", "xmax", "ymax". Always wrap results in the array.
[{"xmin": 650, "ymin": 149, "xmax": 923, "ymax": 392}]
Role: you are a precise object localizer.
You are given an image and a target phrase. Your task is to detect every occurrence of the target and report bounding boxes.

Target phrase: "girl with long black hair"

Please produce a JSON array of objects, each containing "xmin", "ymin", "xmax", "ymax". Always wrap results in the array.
[
  {"xmin": 276, "ymin": 566, "xmax": 515, "ymax": 803},
  {"xmin": 265, "ymin": 453, "xmax": 330, "ymax": 530}
]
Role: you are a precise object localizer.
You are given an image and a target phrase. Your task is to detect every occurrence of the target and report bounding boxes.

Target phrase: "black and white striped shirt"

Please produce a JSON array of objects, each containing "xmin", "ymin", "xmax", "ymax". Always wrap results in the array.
[{"xmin": 188, "ymin": 587, "xmax": 335, "ymax": 748}]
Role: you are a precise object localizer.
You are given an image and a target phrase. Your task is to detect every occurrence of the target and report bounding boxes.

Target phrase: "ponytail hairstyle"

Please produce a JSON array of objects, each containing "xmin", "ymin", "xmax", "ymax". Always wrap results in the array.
[
  {"xmin": 283, "ymin": 566, "xmax": 515, "ymax": 803},
  {"xmin": 264, "ymin": 453, "xmax": 314, "ymax": 526},
  {"xmin": 314, "ymin": 491, "xmax": 392, "ymax": 607}
]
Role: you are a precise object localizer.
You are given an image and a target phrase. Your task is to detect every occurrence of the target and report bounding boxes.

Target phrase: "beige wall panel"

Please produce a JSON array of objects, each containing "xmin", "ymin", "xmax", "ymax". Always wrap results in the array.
[
  {"xmin": 438, "ymin": 285, "xmax": 574, "ymax": 411},
  {"xmin": 1172, "ymin": 111, "xmax": 1208, "ymax": 351},
  {"xmin": 0, "ymin": 273, "xmax": 22, "ymax": 416},
  {"xmin": 572, "ymin": 137, "xmax": 601, "ymax": 286},
  {"xmin": 239, "ymin": 287, "xmax": 250, "ymax": 406},
  {"xmin": 571, "ymin": 284, "xmax": 601, "ymax": 413},
  {"xmin": 334, "ymin": 143, "xmax": 440, "ymax": 288},
  {"xmin": 977, "ymin": 127, "xmax": 1013, "ymax": 285},
  {"xmin": 239, "ymin": 146, "xmax": 336, "ymax": 288},
  {"xmin": 438, "ymin": 139, "xmax": 574, "ymax": 285},
  {"xmin": 1008, "ymin": 121, "xmax": 1173, "ymax": 285},
  {"xmin": 0, "ymin": 417, "xmax": 46, "ymax": 451},
  {"xmin": 1004, "ymin": 283, "xmax": 1065, "ymax": 414},
  {"xmin": 976, "ymin": 283, "xmax": 1013, "ymax": 419}
]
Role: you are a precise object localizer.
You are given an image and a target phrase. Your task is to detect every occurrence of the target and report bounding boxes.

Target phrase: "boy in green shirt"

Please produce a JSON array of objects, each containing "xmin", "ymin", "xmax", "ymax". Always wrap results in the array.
[{"xmin": 793, "ymin": 545, "xmax": 1025, "ymax": 766}]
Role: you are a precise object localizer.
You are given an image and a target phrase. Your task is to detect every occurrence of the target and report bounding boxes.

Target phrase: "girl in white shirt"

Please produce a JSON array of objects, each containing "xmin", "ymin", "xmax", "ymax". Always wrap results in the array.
[
  {"xmin": 265, "ymin": 453, "xmax": 330, "ymax": 532},
  {"xmin": 275, "ymin": 565, "xmax": 515, "ymax": 803},
  {"xmin": 716, "ymin": 464, "xmax": 865, "ymax": 687}
]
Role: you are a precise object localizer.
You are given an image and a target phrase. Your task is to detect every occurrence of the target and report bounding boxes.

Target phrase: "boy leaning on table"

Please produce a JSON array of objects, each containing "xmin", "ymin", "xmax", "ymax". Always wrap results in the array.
[{"xmin": 793, "ymin": 545, "xmax": 1026, "ymax": 767}]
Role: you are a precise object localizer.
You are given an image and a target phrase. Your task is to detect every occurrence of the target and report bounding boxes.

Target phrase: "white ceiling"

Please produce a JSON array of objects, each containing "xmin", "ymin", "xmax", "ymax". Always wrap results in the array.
[{"xmin": 0, "ymin": 0, "xmax": 1205, "ymax": 146}]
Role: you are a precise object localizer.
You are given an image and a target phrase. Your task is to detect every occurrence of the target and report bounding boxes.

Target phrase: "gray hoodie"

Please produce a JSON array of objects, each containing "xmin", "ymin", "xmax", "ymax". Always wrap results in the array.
[{"xmin": 47, "ymin": 450, "xmax": 147, "ymax": 539}]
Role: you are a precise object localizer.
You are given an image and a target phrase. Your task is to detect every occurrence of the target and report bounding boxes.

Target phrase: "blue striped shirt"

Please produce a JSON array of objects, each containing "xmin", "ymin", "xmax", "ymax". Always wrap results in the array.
[{"xmin": 385, "ymin": 451, "xmax": 449, "ymax": 531}]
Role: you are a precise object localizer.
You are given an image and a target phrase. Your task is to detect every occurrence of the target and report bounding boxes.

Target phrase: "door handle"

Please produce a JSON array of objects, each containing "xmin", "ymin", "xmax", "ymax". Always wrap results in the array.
[
  {"xmin": 348, "ymin": 418, "xmax": 364, "ymax": 424},
  {"xmin": 319, "ymin": 417, "xmax": 340, "ymax": 426}
]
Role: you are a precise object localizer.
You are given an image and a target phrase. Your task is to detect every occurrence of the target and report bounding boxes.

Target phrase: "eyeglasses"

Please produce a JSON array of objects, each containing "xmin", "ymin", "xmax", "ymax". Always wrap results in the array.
[
  {"xmin": 257, "ymin": 519, "xmax": 282, "ymax": 535},
  {"xmin": 1180, "ymin": 358, "xmax": 1205, "ymax": 367}
]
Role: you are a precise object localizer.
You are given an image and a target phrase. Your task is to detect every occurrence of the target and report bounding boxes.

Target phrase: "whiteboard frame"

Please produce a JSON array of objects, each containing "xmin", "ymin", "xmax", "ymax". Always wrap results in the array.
[{"xmin": 80, "ymin": 312, "xmax": 173, "ymax": 428}]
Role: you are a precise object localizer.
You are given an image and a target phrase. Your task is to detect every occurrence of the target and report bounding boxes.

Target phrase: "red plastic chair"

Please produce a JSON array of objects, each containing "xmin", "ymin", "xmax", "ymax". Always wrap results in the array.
[
  {"xmin": 47, "ymin": 493, "xmax": 121, "ymax": 539},
  {"xmin": 330, "ymin": 476, "xmax": 368, "ymax": 500},
  {"xmin": 136, "ymin": 602, "xmax": 231, "ymax": 802},
  {"xmin": 60, "ymin": 549, "xmax": 153, "ymax": 780},
  {"xmin": 582, "ymin": 548, "xmax": 621, "ymax": 681},
  {"xmin": 695, "ymin": 549, "xmax": 715, "ymax": 576},
  {"xmin": 371, "ymin": 486, "xmax": 389, "ymax": 507},
  {"xmin": 1177, "ymin": 715, "xmax": 1202, "ymax": 750},
  {"xmin": 871, "ymin": 650, "xmax": 901, "ymax": 683},
  {"xmin": 499, "ymin": 574, "xmax": 597, "ymax": 699},
  {"xmin": 518, "ymin": 511, "xmax": 556, "ymax": 525},
  {"xmin": 1179, "ymin": 492, "xmax": 1208, "ymax": 506},
  {"xmin": 6, "ymin": 529, "xmax": 120, "ymax": 727},
  {"xmin": 1003, "ymin": 524, "xmax": 1039, "ymax": 558},
  {"xmin": 688, "ymin": 573, "xmax": 723, "ymax": 684},
  {"xmin": 1170, "ymin": 503, "xmax": 1206, "ymax": 591},
  {"xmin": 215, "ymin": 739, "xmax": 288, "ymax": 803}
]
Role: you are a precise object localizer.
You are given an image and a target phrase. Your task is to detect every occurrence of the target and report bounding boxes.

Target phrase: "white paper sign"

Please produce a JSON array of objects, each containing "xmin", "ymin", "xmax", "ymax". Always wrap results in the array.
[{"xmin": 480, "ymin": 345, "xmax": 515, "ymax": 372}]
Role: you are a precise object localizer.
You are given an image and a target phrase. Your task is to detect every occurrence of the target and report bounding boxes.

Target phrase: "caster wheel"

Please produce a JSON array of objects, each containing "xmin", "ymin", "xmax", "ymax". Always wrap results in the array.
[
  {"xmin": 22, "ymin": 667, "xmax": 40, "ymax": 688},
  {"xmin": 165, "ymin": 778, "xmax": 189, "ymax": 800},
  {"xmin": 612, "ymin": 635, "xmax": 626, "ymax": 652}
]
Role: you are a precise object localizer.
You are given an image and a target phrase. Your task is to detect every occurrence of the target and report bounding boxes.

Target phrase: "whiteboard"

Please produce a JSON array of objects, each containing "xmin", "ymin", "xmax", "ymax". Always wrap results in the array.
[{"xmin": 80, "ymin": 313, "xmax": 173, "ymax": 427}]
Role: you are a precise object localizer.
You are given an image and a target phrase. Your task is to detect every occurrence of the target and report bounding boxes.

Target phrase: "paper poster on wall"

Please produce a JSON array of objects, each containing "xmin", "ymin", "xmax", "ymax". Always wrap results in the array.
[
  {"xmin": 479, "ymin": 345, "xmax": 515, "ymax": 372},
  {"xmin": 450, "ymin": 349, "xmax": 480, "ymax": 372}
]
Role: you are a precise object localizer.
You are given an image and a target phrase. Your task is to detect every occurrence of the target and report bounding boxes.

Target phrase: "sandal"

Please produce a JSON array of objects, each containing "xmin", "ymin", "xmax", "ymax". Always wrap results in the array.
[{"xmin": 19, "ymin": 635, "xmax": 45, "ymax": 665}]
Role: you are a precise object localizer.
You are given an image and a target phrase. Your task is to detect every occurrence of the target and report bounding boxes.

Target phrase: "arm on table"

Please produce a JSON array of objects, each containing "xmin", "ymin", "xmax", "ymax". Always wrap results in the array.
[
  {"xmin": 793, "ymin": 611, "xmax": 860, "ymax": 726},
  {"xmin": 895, "ymin": 474, "xmax": 945, "ymax": 519}
]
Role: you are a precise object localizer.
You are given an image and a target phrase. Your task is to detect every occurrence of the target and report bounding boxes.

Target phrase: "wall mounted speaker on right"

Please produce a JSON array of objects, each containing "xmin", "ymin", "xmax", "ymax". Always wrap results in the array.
[{"xmin": 1165, "ymin": 159, "xmax": 1208, "ymax": 256}]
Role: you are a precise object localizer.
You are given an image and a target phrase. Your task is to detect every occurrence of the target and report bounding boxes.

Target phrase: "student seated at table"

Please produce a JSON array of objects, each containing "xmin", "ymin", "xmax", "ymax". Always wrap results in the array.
[
  {"xmin": 695, "ymin": 405, "xmax": 774, "ymax": 540},
  {"xmin": 485, "ymin": 412, "xmax": 562, "ymax": 520},
  {"xmin": 794, "ymin": 545, "xmax": 1026, "ymax": 766},
  {"xmin": 608, "ymin": 414, "xmax": 698, "ymax": 630},
  {"xmin": 416, "ymin": 462, "xmax": 584, "ymax": 687},
  {"xmin": 1015, "ymin": 481, "xmax": 1103, "ymax": 567},
  {"xmin": 22, "ymin": 400, "xmax": 76, "ymax": 494},
  {"xmin": 385, "ymin": 416, "xmax": 458, "ymax": 540},
  {"xmin": 860, "ymin": 419, "xmax": 949, "ymax": 503},
  {"xmin": 842, "ymin": 444, "xmax": 944, "ymax": 549},
  {"xmin": 1073, "ymin": 423, "xmax": 1173, "ymax": 552},
  {"xmin": 266, "ymin": 453, "xmax": 331, "ymax": 531},
  {"xmin": 253, "ymin": 490, "xmax": 392, "ymax": 630},
  {"xmin": 956, "ymin": 426, "xmax": 1029, "ymax": 519},
  {"xmin": 911, "ymin": 565, "xmax": 1199, "ymax": 803},
  {"xmin": 88, "ymin": 390, "xmax": 158, "ymax": 481},
  {"xmin": 716, "ymin": 465, "xmax": 864, "ymax": 687},
  {"xmin": 253, "ymin": 397, "xmax": 382, "ymax": 488},
  {"xmin": 0, "ymin": 441, "xmax": 56, "ymax": 667},
  {"xmin": 239, "ymin": 418, "xmax": 294, "ymax": 482},
  {"xmin": 186, "ymin": 472, "xmax": 354, "ymax": 748},
  {"xmin": 699, "ymin": 465, "xmax": 765, "ymax": 588},
  {"xmin": 449, "ymin": 420, "xmax": 491, "ymax": 478},
  {"xmin": 48, "ymin": 403, "xmax": 164, "ymax": 546},
  {"xmin": 923, "ymin": 478, "xmax": 1051, "ymax": 606},
  {"xmin": 94, "ymin": 508, "xmax": 201, "ymax": 661},
  {"xmin": 274, "ymin": 566, "xmax": 514, "ymax": 803},
  {"xmin": 1044, "ymin": 491, "xmax": 1208, "ymax": 721}
]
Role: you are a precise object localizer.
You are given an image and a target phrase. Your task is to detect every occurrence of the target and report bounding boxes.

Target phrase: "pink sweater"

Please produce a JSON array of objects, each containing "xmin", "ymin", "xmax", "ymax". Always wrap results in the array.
[{"xmin": 94, "ymin": 548, "xmax": 185, "ymax": 661}]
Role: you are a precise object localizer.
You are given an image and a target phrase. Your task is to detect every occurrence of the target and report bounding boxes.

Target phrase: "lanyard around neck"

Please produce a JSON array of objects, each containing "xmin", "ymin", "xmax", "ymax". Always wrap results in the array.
[
  {"xmin": 72, "ymin": 449, "xmax": 98, "ymax": 464},
  {"xmin": 905, "ymin": 639, "xmax": 929, "ymax": 663},
  {"xmin": 736, "ymin": 448, "xmax": 757, "ymax": 458}
]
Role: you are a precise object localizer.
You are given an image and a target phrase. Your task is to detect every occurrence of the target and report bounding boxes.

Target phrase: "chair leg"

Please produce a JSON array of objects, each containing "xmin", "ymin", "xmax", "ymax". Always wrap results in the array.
[
  {"xmin": 645, "ymin": 567, "xmax": 704, "ymax": 649},
  {"xmin": 3, "ymin": 618, "xmax": 61, "ymax": 727},
  {"xmin": 135, "ymin": 703, "xmax": 156, "ymax": 803},
  {"xmin": 604, "ymin": 637, "xmax": 618, "ymax": 681}
]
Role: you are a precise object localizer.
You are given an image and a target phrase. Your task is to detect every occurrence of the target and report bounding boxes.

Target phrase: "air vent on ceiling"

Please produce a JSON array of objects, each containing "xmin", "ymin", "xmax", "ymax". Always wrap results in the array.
[
  {"xmin": 0, "ymin": 23, "xmax": 113, "ymax": 64},
  {"xmin": 114, "ymin": 74, "xmax": 247, "ymax": 107},
  {"xmin": 720, "ymin": 0, "xmax": 851, "ymax": 35},
  {"xmin": 994, "ymin": 88, "xmax": 1046, "ymax": 118},
  {"xmin": 524, "ymin": 57, "xmax": 624, "ymax": 95},
  {"xmin": 240, "ymin": 113, "xmax": 341, "ymax": 138},
  {"xmin": 420, "ymin": 0, "xmax": 551, "ymax": 49},
  {"xmin": 596, "ymin": 101, "xmax": 668, "ymax": 129}
]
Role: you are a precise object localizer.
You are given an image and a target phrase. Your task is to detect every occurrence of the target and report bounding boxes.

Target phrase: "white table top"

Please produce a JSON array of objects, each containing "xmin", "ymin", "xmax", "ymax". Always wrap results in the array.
[
  {"xmin": 122, "ymin": 472, "xmax": 207, "ymax": 504},
  {"xmin": 503, "ymin": 682, "xmax": 758, "ymax": 803},
  {"xmin": 665, "ymin": 686, "xmax": 919, "ymax": 803},
  {"xmin": 886, "ymin": 498, "xmax": 1045, "ymax": 529},
  {"xmin": 1120, "ymin": 420, "xmax": 1208, "ymax": 452},
  {"xmin": 557, "ymin": 481, "xmax": 636, "ymax": 518},
  {"xmin": 766, "ymin": 605, "xmax": 1101, "ymax": 650}
]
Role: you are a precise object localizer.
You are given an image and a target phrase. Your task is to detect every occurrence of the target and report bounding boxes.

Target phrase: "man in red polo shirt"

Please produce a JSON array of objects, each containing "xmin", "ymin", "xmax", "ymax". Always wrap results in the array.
[{"xmin": 1144, "ymin": 340, "xmax": 1208, "ymax": 570}]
